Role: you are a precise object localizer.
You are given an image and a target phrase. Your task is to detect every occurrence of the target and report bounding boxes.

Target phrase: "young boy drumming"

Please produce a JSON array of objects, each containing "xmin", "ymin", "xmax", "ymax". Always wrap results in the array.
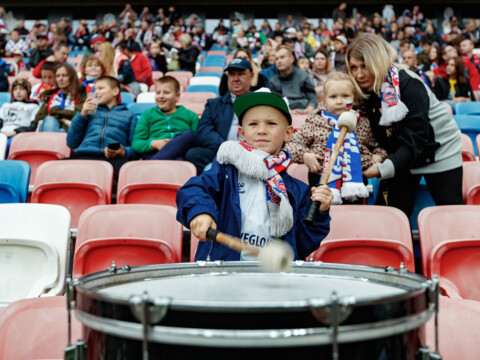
[{"xmin": 177, "ymin": 88, "xmax": 333, "ymax": 261}]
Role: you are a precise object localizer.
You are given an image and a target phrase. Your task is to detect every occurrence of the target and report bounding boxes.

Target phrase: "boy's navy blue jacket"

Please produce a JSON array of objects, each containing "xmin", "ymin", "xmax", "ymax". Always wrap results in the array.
[
  {"xmin": 176, "ymin": 159, "xmax": 330, "ymax": 261},
  {"xmin": 67, "ymin": 104, "xmax": 137, "ymax": 159}
]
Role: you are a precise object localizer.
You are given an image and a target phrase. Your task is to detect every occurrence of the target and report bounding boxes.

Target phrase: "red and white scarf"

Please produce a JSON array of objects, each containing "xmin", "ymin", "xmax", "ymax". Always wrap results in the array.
[
  {"xmin": 217, "ymin": 141, "xmax": 293, "ymax": 237},
  {"xmin": 379, "ymin": 64, "xmax": 409, "ymax": 126}
]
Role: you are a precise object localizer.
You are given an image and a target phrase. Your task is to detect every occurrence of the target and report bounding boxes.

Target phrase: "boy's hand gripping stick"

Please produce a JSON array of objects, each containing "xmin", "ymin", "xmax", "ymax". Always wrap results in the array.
[
  {"xmin": 303, "ymin": 110, "xmax": 358, "ymax": 226},
  {"xmin": 206, "ymin": 228, "xmax": 294, "ymax": 272}
]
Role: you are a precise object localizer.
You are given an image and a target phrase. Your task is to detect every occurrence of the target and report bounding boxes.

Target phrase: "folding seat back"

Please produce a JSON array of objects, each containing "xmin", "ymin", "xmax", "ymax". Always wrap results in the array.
[
  {"xmin": 152, "ymin": 71, "xmax": 163, "ymax": 81},
  {"xmin": 165, "ymin": 71, "xmax": 193, "ymax": 89},
  {"xmin": 7, "ymin": 132, "xmax": 71, "ymax": 186},
  {"xmin": 195, "ymin": 72, "xmax": 223, "ymax": 78},
  {"xmin": 127, "ymin": 102, "xmax": 156, "ymax": 119},
  {"xmin": 189, "ymin": 76, "xmax": 221, "ymax": 87},
  {"xmin": 198, "ymin": 66, "xmax": 224, "ymax": 74},
  {"xmin": 186, "ymin": 84, "xmax": 219, "ymax": 96},
  {"xmin": 292, "ymin": 114, "xmax": 307, "ymax": 130},
  {"xmin": 0, "ymin": 132, "xmax": 6, "ymax": 159},
  {"xmin": 207, "ymin": 50, "xmax": 227, "ymax": 56},
  {"xmin": 0, "ymin": 296, "xmax": 82, "ymax": 359},
  {"xmin": 136, "ymin": 91, "xmax": 156, "ymax": 103},
  {"xmin": 73, "ymin": 204, "xmax": 183, "ymax": 278},
  {"xmin": 454, "ymin": 114, "xmax": 480, "ymax": 155},
  {"xmin": 286, "ymin": 163, "xmax": 309, "ymax": 185},
  {"xmin": 461, "ymin": 133, "xmax": 476, "ymax": 161},
  {"xmin": 0, "ymin": 160, "xmax": 30, "ymax": 203},
  {"xmin": 0, "ymin": 204, "xmax": 70, "ymax": 308},
  {"xmin": 463, "ymin": 162, "xmax": 480, "ymax": 204},
  {"xmin": 455, "ymin": 101, "xmax": 480, "ymax": 115},
  {"xmin": 179, "ymin": 91, "xmax": 217, "ymax": 105},
  {"xmin": 120, "ymin": 91, "xmax": 135, "ymax": 105},
  {"xmin": 31, "ymin": 160, "xmax": 113, "ymax": 228},
  {"xmin": 0, "ymin": 92, "xmax": 11, "ymax": 107},
  {"xmin": 117, "ymin": 160, "xmax": 196, "ymax": 207},
  {"xmin": 418, "ymin": 205, "xmax": 480, "ymax": 299},
  {"xmin": 310, "ymin": 205, "xmax": 415, "ymax": 272}
]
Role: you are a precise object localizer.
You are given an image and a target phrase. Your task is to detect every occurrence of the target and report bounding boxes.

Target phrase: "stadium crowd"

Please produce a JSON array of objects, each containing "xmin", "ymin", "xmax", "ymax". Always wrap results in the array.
[{"xmin": 0, "ymin": 2, "xmax": 479, "ymax": 211}]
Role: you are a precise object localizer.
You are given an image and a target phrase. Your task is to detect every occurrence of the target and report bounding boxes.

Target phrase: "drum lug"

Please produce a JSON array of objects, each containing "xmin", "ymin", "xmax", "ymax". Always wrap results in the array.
[
  {"xmin": 309, "ymin": 295, "xmax": 355, "ymax": 326},
  {"xmin": 129, "ymin": 292, "xmax": 171, "ymax": 360},
  {"xmin": 419, "ymin": 346, "xmax": 442, "ymax": 359},
  {"xmin": 64, "ymin": 340, "xmax": 87, "ymax": 360},
  {"xmin": 66, "ymin": 277, "xmax": 79, "ymax": 349}
]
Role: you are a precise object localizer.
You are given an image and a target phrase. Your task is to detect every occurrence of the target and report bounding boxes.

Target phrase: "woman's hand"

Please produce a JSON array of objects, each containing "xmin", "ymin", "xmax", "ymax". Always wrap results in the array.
[
  {"xmin": 363, "ymin": 164, "xmax": 380, "ymax": 178},
  {"xmin": 303, "ymin": 152, "xmax": 323, "ymax": 173}
]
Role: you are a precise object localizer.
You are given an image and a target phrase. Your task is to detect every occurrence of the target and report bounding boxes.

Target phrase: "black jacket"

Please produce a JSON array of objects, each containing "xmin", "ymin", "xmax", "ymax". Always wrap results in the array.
[{"xmin": 433, "ymin": 76, "xmax": 475, "ymax": 101}]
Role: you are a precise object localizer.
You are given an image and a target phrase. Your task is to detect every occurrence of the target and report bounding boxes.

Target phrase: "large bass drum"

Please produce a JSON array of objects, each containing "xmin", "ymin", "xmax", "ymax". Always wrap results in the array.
[{"xmin": 72, "ymin": 261, "xmax": 436, "ymax": 360}]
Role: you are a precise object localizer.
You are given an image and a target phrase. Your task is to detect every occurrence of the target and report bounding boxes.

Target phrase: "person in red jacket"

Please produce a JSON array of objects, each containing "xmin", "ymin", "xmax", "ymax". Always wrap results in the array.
[
  {"xmin": 117, "ymin": 40, "xmax": 153, "ymax": 87},
  {"xmin": 32, "ymin": 42, "xmax": 70, "ymax": 79}
]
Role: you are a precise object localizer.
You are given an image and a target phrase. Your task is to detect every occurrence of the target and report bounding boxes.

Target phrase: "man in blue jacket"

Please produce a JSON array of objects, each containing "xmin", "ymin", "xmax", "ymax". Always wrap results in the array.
[
  {"xmin": 67, "ymin": 76, "xmax": 137, "ymax": 178},
  {"xmin": 184, "ymin": 58, "xmax": 254, "ymax": 174}
]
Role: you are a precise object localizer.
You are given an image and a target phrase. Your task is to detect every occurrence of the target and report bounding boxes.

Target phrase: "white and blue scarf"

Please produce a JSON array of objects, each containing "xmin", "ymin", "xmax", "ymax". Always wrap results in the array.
[
  {"xmin": 321, "ymin": 110, "xmax": 369, "ymax": 204},
  {"xmin": 217, "ymin": 141, "xmax": 293, "ymax": 237},
  {"xmin": 379, "ymin": 64, "xmax": 409, "ymax": 126}
]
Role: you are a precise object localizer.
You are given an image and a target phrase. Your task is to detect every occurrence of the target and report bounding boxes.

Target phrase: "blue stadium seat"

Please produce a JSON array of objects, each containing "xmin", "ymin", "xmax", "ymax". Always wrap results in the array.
[
  {"xmin": 127, "ymin": 103, "xmax": 156, "ymax": 119},
  {"xmin": 0, "ymin": 160, "xmax": 30, "ymax": 203},
  {"xmin": 195, "ymin": 72, "xmax": 223, "ymax": 78},
  {"xmin": 186, "ymin": 85, "xmax": 219, "ymax": 96},
  {"xmin": 120, "ymin": 92, "xmax": 135, "ymax": 105},
  {"xmin": 210, "ymin": 44, "xmax": 228, "ymax": 51},
  {"xmin": 453, "ymin": 115, "xmax": 480, "ymax": 155},
  {"xmin": 410, "ymin": 177, "xmax": 435, "ymax": 232},
  {"xmin": 0, "ymin": 92, "xmax": 11, "ymax": 107},
  {"xmin": 455, "ymin": 101, "xmax": 480, "ymax": 115}
]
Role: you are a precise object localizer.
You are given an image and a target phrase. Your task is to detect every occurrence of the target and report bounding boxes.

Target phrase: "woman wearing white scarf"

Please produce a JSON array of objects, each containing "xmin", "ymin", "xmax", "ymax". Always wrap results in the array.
[{"xmin": 346, "ymin": 34, "xmax": 463, "ymax": 217}]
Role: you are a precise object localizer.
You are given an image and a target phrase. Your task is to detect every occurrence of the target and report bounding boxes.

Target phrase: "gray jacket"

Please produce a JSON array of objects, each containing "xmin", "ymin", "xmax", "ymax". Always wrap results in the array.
[{"xmin": 269, "ymin": 67, "xmax": 318, "ymax": 110}]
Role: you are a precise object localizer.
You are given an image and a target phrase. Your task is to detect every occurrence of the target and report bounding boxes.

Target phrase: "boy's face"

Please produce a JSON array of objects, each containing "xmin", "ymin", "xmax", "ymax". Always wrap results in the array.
[
  {"xmin": 94, "ymin": 80, "xmax": 120, "ymax": 106},
  {"xmin": 13, "ymin": 85, "xmax": 28, "ymax": 102},
  {"xmin": 41, "ymin": 70, "xmax": 55, "ymax": 86},
  {"xmin": 155, "ymin": 82, "xmax": 179, "ymax": 114},
  {"xmin": 239, "ymin": 105, "xmax": 293, "ymax": 156},
  {"xmin": 334, "ymin": 40, "xmax": 346, "ymax": 52}
]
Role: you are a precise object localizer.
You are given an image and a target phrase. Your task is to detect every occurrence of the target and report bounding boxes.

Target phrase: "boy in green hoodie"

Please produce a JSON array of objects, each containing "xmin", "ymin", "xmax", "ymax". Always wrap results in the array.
[{"xmin": 132, "ymin": 76, "xmax": 198, "ymax": 160}]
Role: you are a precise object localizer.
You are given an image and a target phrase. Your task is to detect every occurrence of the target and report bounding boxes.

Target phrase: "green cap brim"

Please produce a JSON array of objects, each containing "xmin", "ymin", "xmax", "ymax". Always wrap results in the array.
[{"xmin": 233, "ymin": 92, "xmax": 292, "ymax": 125}]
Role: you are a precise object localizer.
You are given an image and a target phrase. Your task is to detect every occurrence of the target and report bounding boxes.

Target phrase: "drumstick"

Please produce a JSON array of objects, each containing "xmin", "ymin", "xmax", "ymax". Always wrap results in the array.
[
  {"xmin": 303, "ymin": 111, "xmax": 358, "ymax": 226},
  {"xmin": 206, "ymin": 228, "xmax": 294, "ymax": 272}
]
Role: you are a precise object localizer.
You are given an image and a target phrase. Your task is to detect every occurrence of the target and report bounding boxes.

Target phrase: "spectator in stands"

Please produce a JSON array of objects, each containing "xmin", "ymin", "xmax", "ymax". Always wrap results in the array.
[
  {"xmin": 120, "ymin": 3, "xmax": 136, "ymax": 28},
  {"xmin": 80, "ymin": 56, "xmax": 106, "ymax": 94},
  {"xmin": 219, "ymin": 49, "xmax": 267, "ymax": 96},
  {"xmin": 97, "ymin": 41, "xmax": 116, "ymax": 77},
  {"xmin": 229, "ymin": 27, "xmax": 249, "ymax": 53},
  {"xmin": 123, "ymin": 28, "xmax": 143, "ymax": 53},
  {"xmin": 294, "ymin": 30, "xmax": 313, "ymax": 58},
  {"xmin": 270, "ymin": 22, "xmax": 283, "ymax": 39},
  {"xmin": 80, "ymin": 34, "xmax": 107, "ymax": 64},
  {"xmin": 136, "ymin": 20, "xmax": 153, "ymax": 48},
  {"xmin": 5, "ymin": 29, "xmax": 30, "ymax": 57},
  {"xmin": 285, "ymin": 14, "xmax": 296, "ymax": 29},
  {"xmin": 332, "ymin": 2, "xmax": 347, "ymax": 22},
  {"xmin": 34, "ymin": 63, "xmax": 86, "ymax": 132},
  {"xmin": 0, "ymin": 78, "xmax": 39, "ymax": 155},
  {"xmin": 72, "ymin": 22, "xmax": 90, "ymax": 51},
  {"xmin": 309, "ymin": 49, "xmax": 332, "ymax": 102},
  {"xmin": 30, "ymin": 61, "xmax": 56, "ymax": 104},
  {"xmin": 347, "ymin": 34, "xmax": 463, "ymax": 217},
  {"xmin": 59, "ymin": 18, "xmax": 74, "ymax": 46},
  {"xmin": 330, "ymin": 35, "xmax": 348, "ymax": 72},
  {"xmin": 117, "ymin": 40, "xmax": 153, "ymax": 88},
  {"xmin": 148, "ymin": 41, "xmax": 168, "ymax": 74},
  {"xmin": 459, "ymin": 38, "xmax": 480, "ymax": 71},
  {"xmin": 185, "ymin": 58, "xmax": 254, "ymax": 174},
  {"xmin": 132, "ymin": 76, "xmax": 198, "ymax": 160},
  {"xmin": 28, "ymin": 33, "xmax": 53, "ymax": 70},
  {"xmin": 433, "ymin": 56, "xmax": 475, "ymax": 108},
  {"xmin": 417, "ymin": 38, "xmax": 432, "ymax": 67},
  {"xmin": 402, "ymin": 48, "xmax": 431, "ymax": 87},
  {"xmin": 424, "ymin": 23, "xmax": 443, "ymax": 46},
  {"xmin": 269, "ymin": 45, "xmax": 317, "ymax": 114},
  {"xmin": 160, "ymin": 33, "xmax": 200, "ymax": 74},
  {"xmin": 67, "ymin": 76, "xmax": 137, "ymax": 178},
  {"xmin": 297, "ymin": 57, "xmax": 311, "ymax": 72},
  {"xmin": 32, "ymin": 41, "xmax": 69, "ymax": 79}
]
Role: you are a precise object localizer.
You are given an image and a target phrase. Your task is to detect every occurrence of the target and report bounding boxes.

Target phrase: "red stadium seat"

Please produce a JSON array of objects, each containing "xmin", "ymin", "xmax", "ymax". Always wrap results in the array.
[
  {"xmin": 477, "ymin": 133, "xmax": 480, "ymax": 158},
  {"xmin": 418, "ymin": 205, "xmax": 480, "ymax": 299},
  {"xmin": 0, "ymin": 296, "xmax": 82, "ymax": 360},
  {"xmin": 165, "ymin": 71, "xmax": 193, "ymax": 90},
  {"xmin": 7, "ymin": 133, "xmax": 71, "ymax": 187},
  {"xmin": 461, "ymin": 133, "xmax": 476, "ymax": 161},
  {"xmin": 423, "ymin": 296, "xmax": 480, "ymax": 360},
  {"xmin": 463, "ymin": 162, "xmax": 480, "ymax": 204},
  {"xmin": 152, "ymin": 71, "xmax": 164, "ymax": 81},
  {"xmin": 179, "ymin": 91, "xmax": 217, "ymax": 106},
  {"xmin": 190, "ymin": 233, "xmax": 199, "ymax": 262},
  {"xmin": 198, "ymin": 66, "xmax": 224, "ymax": 73},
  {"xmin": 292, "ymin": 113, "xmax": 307, "ymax": 130},
  {"xmin": 207, "ymin": 50, "xmax": 227, "ymax": 56},
  {"xmin": 117, "ymin": 160, "xmax": 196, "ymax": 207},
  {"xmin": 73, "ymin": 204, "xmax": 183, "ymax": 278},
  {"xmin": 310, "ymin": 205, "xmax": 415, "ymax": 272},
  {"xmin": 286, "ymin": 163, "xmax": 309, "ymax": 184},
  {"xmin": 31, "ymin": 160, "xmax": 113, "ymax": 228}
]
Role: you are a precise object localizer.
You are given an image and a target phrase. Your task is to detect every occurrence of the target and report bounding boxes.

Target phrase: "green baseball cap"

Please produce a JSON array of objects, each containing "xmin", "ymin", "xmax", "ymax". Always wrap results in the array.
[{"xmin": 233, "ymin": 88, "xmax": 292, "ymax": 125}]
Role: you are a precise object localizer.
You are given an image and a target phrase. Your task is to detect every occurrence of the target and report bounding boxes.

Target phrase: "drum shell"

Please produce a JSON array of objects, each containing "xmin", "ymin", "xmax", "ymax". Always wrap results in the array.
[{"xmin": 74, "ymin": 262, "xmax": 432, "ymax": 360}]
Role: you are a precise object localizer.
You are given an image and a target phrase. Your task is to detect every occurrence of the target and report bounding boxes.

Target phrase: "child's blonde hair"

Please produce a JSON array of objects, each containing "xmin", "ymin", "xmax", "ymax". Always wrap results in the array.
[{"xmin": 322, "ymin": 71, "xmax": 357, "ymax": 101}]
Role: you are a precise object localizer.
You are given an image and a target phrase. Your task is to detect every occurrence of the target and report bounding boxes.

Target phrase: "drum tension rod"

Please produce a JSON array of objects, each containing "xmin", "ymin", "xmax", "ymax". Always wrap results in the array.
[
  {"xmin": 64, "ymin": 277, "xmax": 87, "ymax": 360},
  {"xmin": 330, "ymin": 291, "xmax": 340, "ymax": 360},
  {"xmin": 419, "ymin": 276, "xmax": 442, "ymax": 360}
]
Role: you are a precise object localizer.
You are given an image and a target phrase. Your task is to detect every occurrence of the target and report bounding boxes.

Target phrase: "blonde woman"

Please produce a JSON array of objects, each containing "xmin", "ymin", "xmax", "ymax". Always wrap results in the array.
[
  {"xmin": 98, "ymin": 41, "xmax": 116, "ymax": 76},
  {"xmin": 161, "ymin": 33, "xmax": 200, "ymax": 74},
  {"xmin": 346, "ymin": 33, "xmax": 463, "ymax": 216},
  {"xmin": 309, "ymin": 49, "xmax": 332, "ymax": 102}
]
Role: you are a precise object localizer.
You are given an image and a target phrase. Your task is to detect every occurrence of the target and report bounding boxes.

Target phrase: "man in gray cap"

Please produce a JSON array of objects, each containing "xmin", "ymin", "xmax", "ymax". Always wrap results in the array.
[{"xmin": 185, "ymin": 58, "xmax": 254, "ymax": 174}]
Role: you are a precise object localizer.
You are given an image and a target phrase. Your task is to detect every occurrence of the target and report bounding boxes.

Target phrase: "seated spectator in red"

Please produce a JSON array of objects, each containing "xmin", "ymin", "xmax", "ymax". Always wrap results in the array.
[
  {"xmin": 30, "ymin": 61, "xmax": 57, "ymax": 104},
  {"xmin": 32, "ymin": 41, "xmax": 70, "ymax": 78},
  {"xmin": 460, "ymin": 38, "xmax": 480, "ymax": 71},
  {"xmin": 28, "ymin": 33, "xmax": 53, "ymax": 70},
  {"xmin": 67, "ymin": 76, "xmax": 137, "ymax": 178},
  {"xmin": 433, "ymin": 56, "xmax": 475, "ymax": 108},
  {"xmin": 34, "ymin": 63, "xmax": 86, "ymax": 132},
  {"xmin": 132, "ymin": 76, "xmax": 198, "ymax": 160},
  {"xmin": 117, "ymin": 40, "xmax": 153, "ymax": 87}
]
